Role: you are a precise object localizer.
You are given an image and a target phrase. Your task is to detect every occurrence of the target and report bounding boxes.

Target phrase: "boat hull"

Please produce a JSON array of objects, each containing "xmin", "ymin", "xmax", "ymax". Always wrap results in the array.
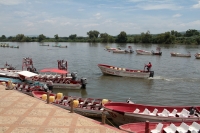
[
  {"xmin": 171, "ymin": 53, "xmax": 191, "ymax": 57},
  {"xmin": 103, "ymin": 102, "xmax": 200, "ymax": 126},
  {"xmin": 136, "ymin": 50, "xmax": 152, "ymax": 55},
  {"xmin": 98, "ymin": 64, "xmax": 153, "ymax": 78},
  {"xmin": 195, "ymin": 53, "xmax": 200, "ymax": 59}
]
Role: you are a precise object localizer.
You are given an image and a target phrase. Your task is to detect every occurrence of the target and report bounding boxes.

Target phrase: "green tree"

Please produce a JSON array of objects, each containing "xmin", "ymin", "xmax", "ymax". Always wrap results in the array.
[
  {"xmin": 115, "ymin": 31, "xmax": 127, "ymax": 43},
  {"xmin": 38, "ymin": 34, "xmax": 46, "ymax": 42},
  {"xmin": 87, "ymin": 30, "xmax": 100, "ymax": 39},
  {"xmin": 140, "ymin": 30, "xmax": 152, "ymax": 43},
  {"xmin": 100, "ymin": 33, "xmax": 109, "ymax": 43},
  {"xmin": 1, "ymin": 35, "xmax": 6, "ymax": 39},
  {"xmin": 54, "ymin": 34, "xmax": 59, "ymax": 41},
  {"xmin": 69, "ymin": 34, "xmax": 77, "ymax": 40},
  {"xmin": 185, "ymin": 29, "xmax": 199, "ymax": 37},
  {"xmin": 15, "ymin": 34, "xmax": 25, "ymax": 42}
]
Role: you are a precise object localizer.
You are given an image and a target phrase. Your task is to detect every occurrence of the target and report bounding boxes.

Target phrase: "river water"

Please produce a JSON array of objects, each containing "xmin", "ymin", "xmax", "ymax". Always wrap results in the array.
[{"xmin": 0, "ymin": 42, "xmax": 200, "ymax": 106}]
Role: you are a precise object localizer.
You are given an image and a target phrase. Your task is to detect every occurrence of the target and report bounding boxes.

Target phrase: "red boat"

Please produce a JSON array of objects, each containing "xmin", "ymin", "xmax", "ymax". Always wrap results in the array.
[
  {"xmin": 119, "ymin": 121, "xmax": 200, "ymax": 133},
  {"xmin": 32, "ymin": 91, "xmax": 112, "ymax": 118},
  {"xmin": 103, "ymin": 102, "xmax": 200, "ymax": 126}
]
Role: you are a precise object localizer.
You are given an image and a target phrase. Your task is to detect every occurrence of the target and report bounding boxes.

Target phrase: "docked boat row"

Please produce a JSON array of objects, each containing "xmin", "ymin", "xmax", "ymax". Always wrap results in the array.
[
  {"xmin": 39, "ymin": 44, "xmax": 68, "ymax": 48},
  {"xmin": 0, "ymin": 58, "xmax": 87, "ymax": 89},
  {"xmin": 105, "ymin": 46, "xmax": 200, "ymax": 59},
  {"xmin": 0, "ymin": 43, "xmax": 19, "ymax": 48},
  {"xmin": 31, "ymin": 91, "xmax": 112, "ymax": 118}
]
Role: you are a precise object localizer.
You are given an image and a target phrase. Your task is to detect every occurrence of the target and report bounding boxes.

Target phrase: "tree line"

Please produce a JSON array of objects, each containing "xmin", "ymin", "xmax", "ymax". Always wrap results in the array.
[{"xmin": 0, "ymin": 29, "xmax": 200, "ymax": 45}]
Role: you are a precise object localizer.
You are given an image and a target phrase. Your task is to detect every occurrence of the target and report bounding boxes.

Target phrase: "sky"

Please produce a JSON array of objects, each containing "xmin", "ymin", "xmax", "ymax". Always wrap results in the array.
[{"xmin": 0, "ymin": 0, "xmax": 200, "ymax": 37}]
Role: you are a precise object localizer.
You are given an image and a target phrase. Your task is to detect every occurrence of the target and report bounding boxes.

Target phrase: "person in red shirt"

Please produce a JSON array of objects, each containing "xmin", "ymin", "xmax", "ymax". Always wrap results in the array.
[{"xmin": 146, "ymin": 62, "xmax": 152, "ymax": 72}]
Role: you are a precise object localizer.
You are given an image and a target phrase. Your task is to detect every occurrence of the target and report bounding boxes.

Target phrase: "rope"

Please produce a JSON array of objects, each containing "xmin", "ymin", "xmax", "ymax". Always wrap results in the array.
[{"xmin": 105, "ymin": 117, "xmax": 117, "ymax": 128}]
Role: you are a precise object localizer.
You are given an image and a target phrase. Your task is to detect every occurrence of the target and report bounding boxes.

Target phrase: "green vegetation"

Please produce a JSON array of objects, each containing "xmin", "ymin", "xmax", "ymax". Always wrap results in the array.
[{"xmin": 0, "ymin": 29, "xmax": 200, "ymax": 45}]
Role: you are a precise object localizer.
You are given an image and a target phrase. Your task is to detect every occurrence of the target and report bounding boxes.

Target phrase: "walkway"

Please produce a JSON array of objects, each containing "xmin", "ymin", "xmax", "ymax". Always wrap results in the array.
[{"xmin": 0, "ymin": 85, "xmax": 126, "ymax": 133}]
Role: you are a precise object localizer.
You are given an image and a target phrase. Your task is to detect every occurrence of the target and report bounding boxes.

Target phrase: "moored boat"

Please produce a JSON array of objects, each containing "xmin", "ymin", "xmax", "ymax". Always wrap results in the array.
[
  {"xmin": 171, "ymin": 52, "xmax": 191, "ymax": 57},
  {"xmin": 105, "ymin": 46, "xmax": 120, "ymax": 51},
  {"xmin": 195, "ymin": 53, "xmax": 200, "ymax": 59},
  {"xmin": 103, "ymin": 102, "xmax": 200, "ymax": 126},
  {"xmin": 136, "ymin": 47, "xmax": 162, "ymax": 55},
  {"xmin": 59, "ymin": 45, "xmax": 67, "ymax": 48},
  {"xmin": 119, "ymin": 121, "xmax": 200, "ymax": 133},
  {"xmin": 39, "ymin": 44, "xmax": 49, "ymax": 46},
  {"xmin": 136, "ymin": 49, "xmax": 152, "ymax": 55},
  {"xmin": 113, "ymin": 46, "xmax": 134, "ymax": 54},
  {"xmin": 32, "ymin": 91, "xmax": 112, "ymax": 118},
  {"xmin": 98, "ymin": 64, "xmax": 154, "ymax": 78}
]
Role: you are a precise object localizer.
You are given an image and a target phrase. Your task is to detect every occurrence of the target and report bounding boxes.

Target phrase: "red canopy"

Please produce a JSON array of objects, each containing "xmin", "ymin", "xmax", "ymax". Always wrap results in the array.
[{"xmin": 40, "ymin": 68, "xmax": 68, "ymax": 74}]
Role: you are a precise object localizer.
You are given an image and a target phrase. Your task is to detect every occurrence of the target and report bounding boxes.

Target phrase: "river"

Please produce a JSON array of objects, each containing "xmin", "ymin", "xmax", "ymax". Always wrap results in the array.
[{"xmin": 0, "ymin": 42, "xmax": 200, "ymax": 106}]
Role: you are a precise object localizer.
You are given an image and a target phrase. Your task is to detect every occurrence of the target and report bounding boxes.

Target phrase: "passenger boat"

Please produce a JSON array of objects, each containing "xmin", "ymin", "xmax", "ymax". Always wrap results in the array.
[
  {"xmin": 59, "ymin": 45, "xmax": 67, "ymax": 48},
  {"xmin": 10, "ymin": 45, "xmax": 19, "ymax": 48},
  {"xmin": 98, "ymin": 64, "xmax": 154, "ymax": 78},
  {"xmin": 105, "ymin": 46, "xmax": 119, "ymax": 51},
  {"xmin": 32, "ymin": 91, "xmax": 112, "ymax": 118},
  {"xmin": 136, "ymin": 47, "xmax": 162, "ymax": 55},
  {"xmin": 112, "ymin": 46, "xmax": 134, "ymax": 54},
  {"xmin": 39, "ymin": 44, "xmax": 49, "ymax": 46},
  {"xmin": 171, "ymin": 52, "xmax": 191, "ymax": 57},
  {"xmin": 14, "ymin": 82, "xmax": 47, "ymax": 96},
  {"xmin": 195, "ymin": 53, "xmax": 200, "ymax": 59},
  {"xmin": 136, "ymin": 49, "xmax": 152, "ymax": 55},
  {"xmin": 103, "ymin": 102, "xmax": 200, "ymax": 126},
  {"xmin": 119, "ymin": 121, "xmax": 200, "ymax": 133}
]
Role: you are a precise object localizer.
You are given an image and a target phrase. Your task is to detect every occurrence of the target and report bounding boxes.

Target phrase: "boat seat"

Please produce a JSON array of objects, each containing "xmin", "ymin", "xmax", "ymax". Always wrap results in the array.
[
  {"xmin": 189, "ymin": 122, "xmax": 200, "ymax": 132},
  {"xmin": 163, "ymin": 123, "xmax": 177, "ymax": 133},
  {"xmin": 150, "ymin": 108, "xmax": 158, "ymax": 116},
  {"xmin": 176, "ymin": 122, "xmax": 189, "ymax": 133},
  {"xmin": 157, "ymin": 109, "xmax": 170, "ymax": 117},
  {"xmin": 169, "ymin": 109, "xmax": 177, "ymax": 117},
  {"xmin": 150, "ymin": 123, "xmax": 163, "ymax": 133},
  {"xmin": 133, "ymin": 108, "xmax": 140, "ymax": 113},
  {"xmin": 177, "ymin": 109, "xmax": 190, "ymax": 117},
  {"xmin": 141, "ymin": 108, "xmax": 150, "ymax": 115}
]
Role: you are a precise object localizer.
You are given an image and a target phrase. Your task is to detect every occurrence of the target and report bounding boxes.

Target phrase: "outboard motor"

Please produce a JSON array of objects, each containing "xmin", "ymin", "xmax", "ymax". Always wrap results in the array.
[
  {"xmin": 71, "ymin": 72, "xmax": 77, "ymax": 81},
  {"xmin": 130, "ymin": 49, "xmax": 134, "ymax": 53},
  {"xmin": 80, "ymin": 78, "xmax": 87, "ymax": 89},
  {"xmin": 149, "ymin": 71, "xmax": 154, "ymax": 77}
]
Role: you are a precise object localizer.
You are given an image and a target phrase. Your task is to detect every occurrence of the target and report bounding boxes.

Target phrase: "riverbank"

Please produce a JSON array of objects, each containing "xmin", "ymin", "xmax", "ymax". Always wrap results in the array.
[{"xmin": 0, "ymin": 85, "xmax": 125, "ymax": 133}]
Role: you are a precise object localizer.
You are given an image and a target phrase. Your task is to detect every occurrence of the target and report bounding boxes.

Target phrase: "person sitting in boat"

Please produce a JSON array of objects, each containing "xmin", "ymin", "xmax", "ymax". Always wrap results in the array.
[
  {"xmin": 46, "ymin": 80, "xmax": 54, "ymax": 92},
  {"xmin": 145, "ymin": 62, "xmax": 152, "ymax": 72}
]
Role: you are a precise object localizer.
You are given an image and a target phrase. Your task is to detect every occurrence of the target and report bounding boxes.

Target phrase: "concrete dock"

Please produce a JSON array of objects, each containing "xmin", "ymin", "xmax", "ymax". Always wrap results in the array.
[{"xmin": 0, "ymin": 85, "xmax": 126, "ymax": 133}]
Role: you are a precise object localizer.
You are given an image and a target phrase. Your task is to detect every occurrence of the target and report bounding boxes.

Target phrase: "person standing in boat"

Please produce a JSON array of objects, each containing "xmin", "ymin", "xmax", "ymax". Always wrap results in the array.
[
  {"xmin": 46, "ymin": 80, "xmax": 54, "ymax": 92},
  {"xmin": 145, "ymin": 62, "xmax": 152, "ymax": 72}
]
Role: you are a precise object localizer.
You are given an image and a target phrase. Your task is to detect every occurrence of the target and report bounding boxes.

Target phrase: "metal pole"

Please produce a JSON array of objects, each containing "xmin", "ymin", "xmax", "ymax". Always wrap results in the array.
[
  {"xmin": 47, "ymin": 91, "xmax": 49, "ymax": 104},
  {"xmin": 145, "ymin": 121, "xmax": 150, "ymax": 133},
  {"xmin": 70, "ymin": 99, "xmax": 74, "ymax": 113},
  {"xmin": 101, "ymin": 110, "xmax": 106, "ymax": 124}
]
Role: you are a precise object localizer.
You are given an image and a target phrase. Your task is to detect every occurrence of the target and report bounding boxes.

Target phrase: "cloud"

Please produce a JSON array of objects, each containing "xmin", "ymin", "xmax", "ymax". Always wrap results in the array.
[
  {"xmin": 94, "ymin": 13, "xmax": 102, "ymax": 19},
  {"xmin": 137, "ymin": 4, "xmax": 182, "ymax": 10},
  {"xmin": 83, "ymin": 23, "xmax": 99, "ymax": 28},
  {"xmin": 173, "ymin": 13, "xmax": 182, "ymax": 18},
  {"xmin": 192, "ymin": 1, "xmax": 200, "ymax": 8},
  {"xmin": 0, "ymin": 0, "xmax": 25, "ymax": 5},
  {"xmin": 14, "ymin": 11, "xmax": 30, "ymax": 17}
]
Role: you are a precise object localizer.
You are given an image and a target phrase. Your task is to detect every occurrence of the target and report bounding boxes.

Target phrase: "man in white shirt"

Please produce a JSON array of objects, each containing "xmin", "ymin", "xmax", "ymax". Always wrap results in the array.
[{"xmin": 46, "ymin": 80, "xmax": 54, "ymax": 92}]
